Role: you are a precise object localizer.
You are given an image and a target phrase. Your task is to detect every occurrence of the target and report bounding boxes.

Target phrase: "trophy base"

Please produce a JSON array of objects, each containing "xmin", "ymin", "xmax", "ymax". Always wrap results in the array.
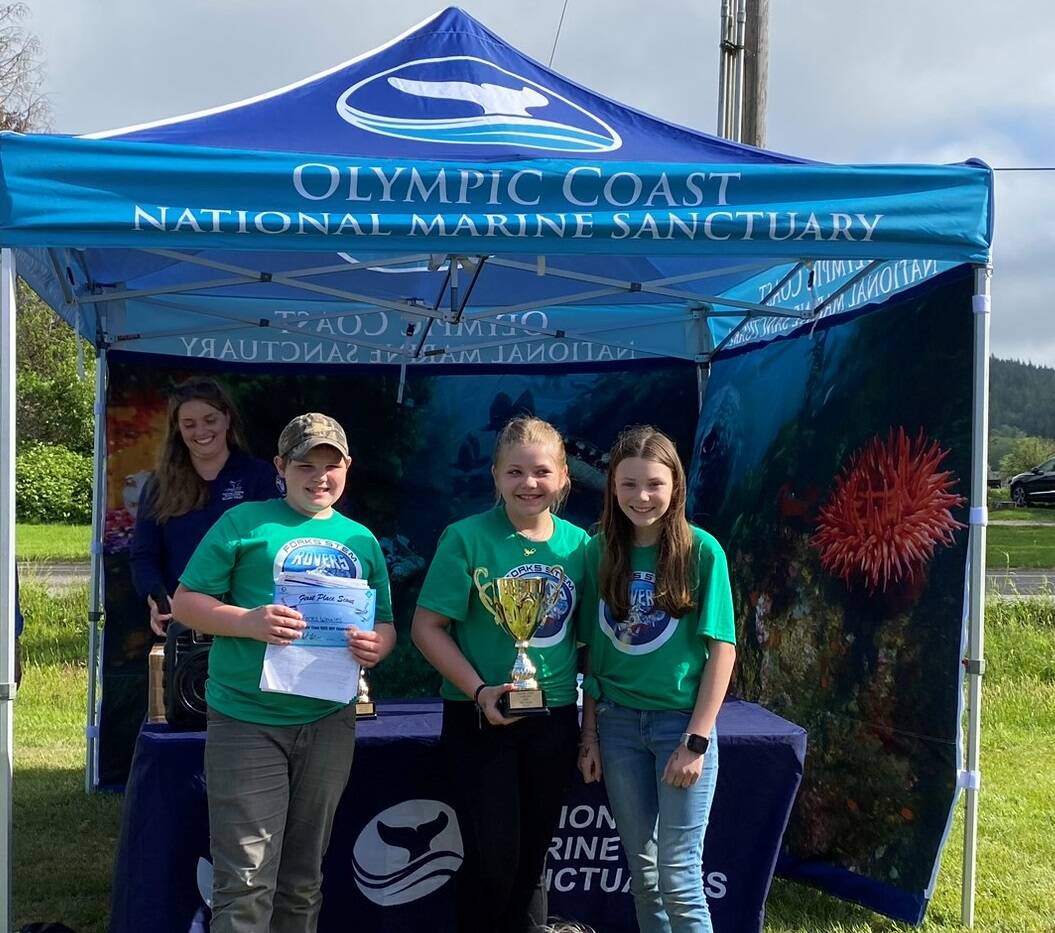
[
  {"xmin": 500, "ymin": 688, "xmax": 549, "ymax": 717},
  {"xmin": 354, "ymin": 700, "xmax": 378, "ymax": 720}
]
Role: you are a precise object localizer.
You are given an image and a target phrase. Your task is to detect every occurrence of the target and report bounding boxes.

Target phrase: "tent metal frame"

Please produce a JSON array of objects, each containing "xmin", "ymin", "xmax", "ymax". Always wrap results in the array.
[
  {"xmin": 960, "ymin": 263, "xmax": 990, "ymax": 925},
  {"xmin": 78, "ymin": 248, "xmax": 812, "ymax": 367},
  {"xmin": 1, "ymin": 249, "xmax": 17, "ymax": 933},
  {"xmin": 0, "ymin": 245, "xmax": 991, "ymax": 929}
]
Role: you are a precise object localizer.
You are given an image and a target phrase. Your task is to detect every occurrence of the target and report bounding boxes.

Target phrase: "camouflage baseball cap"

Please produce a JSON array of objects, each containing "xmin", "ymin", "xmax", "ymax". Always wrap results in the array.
[{"xmin": 278, "ymin": 413, "xmax": 349, "ymax": 461}]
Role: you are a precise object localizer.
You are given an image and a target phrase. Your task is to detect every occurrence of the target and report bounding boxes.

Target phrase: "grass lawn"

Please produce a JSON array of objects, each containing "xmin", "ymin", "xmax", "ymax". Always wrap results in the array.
[
  {"xmin": 990, "ymin": 505, "xmax": 1055, "ymax": 523},
  {"xmin": 13, "ymin": 583, "xmax": 121, "ymax": 932},
  {"xmin": 987, "ymin": 525, "xmax": 1055, "ymax": 570},
  {"xmin": 15, "ymin": 523, "xmax": 92, "ymax": 561},
  {"xmin": 766, "ymin": 595, "xmax": 1055, "ymax": 932},
  {"xmin": 10, "ymin": 582, "xmax": 1055, "ymax": 932}
]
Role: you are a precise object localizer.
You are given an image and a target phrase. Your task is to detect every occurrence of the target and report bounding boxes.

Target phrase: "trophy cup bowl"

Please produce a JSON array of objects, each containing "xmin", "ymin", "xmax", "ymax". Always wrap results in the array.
[{"xmin": 473, "ymin": 567, "xmax": 566, "ymax": 717}]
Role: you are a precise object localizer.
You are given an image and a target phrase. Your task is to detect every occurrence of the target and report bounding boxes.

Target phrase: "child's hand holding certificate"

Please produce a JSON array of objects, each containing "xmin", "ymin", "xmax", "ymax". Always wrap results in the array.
[{"xmin": 259, "ymin": 571, "xmax": 376, "ymax": 702}]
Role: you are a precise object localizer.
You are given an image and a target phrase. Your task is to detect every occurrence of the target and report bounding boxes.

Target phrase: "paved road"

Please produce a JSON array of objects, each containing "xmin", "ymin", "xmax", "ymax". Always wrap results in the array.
[
  {"xmin": 17, "ymin": 560, "xmax": 91, "ymax": 591},
  {"xmin": 17, "ymin": 560, "xmax": 1055, "ymax": 599},
  {"xmin": 989, "ymin": 520, "xmax": 1055, "ymax": 527},
  {"xmin": 985, "ymin": 571, "xmax": 1054, "ymax": 598}
]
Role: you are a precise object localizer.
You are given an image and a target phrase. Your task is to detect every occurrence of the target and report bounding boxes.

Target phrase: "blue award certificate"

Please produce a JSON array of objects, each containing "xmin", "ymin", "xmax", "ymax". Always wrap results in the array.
[
  {"xmin": 274, "ymin": 573, "xmax": 376, "ymax": 647},
  {"xmin": 261, "ymin": 572, "xmax": 377, "ymax": 702}
]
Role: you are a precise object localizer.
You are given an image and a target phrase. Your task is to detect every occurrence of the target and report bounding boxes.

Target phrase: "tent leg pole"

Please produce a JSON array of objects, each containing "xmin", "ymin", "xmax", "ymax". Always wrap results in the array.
[
  {"xmin": 85, "ymin": 348, "xmax": 108, "ymax": 793},
  {"xmin": 961, "ymin": 262, "xmax": 991, "ymax": 927},
  {"xmin": 1, "ymin": 248, "xmax": 19, "ymax": 933}
]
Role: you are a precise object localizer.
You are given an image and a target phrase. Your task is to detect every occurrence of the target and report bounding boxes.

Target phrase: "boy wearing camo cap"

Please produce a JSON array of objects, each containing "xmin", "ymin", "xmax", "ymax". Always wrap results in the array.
[{"xmin": 173, "ymin": 412, "xmax": 395, "ymax": 933}]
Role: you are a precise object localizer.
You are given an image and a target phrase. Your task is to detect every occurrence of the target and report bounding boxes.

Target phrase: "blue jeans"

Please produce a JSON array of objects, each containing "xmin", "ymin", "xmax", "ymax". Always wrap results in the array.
[{"xmin": 597, "ymin": 701, "xmax": 719, "ymax": 933}]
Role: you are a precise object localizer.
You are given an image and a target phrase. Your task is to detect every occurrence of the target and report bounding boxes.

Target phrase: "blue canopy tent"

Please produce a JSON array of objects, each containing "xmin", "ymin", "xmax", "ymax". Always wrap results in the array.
[{"xmin": 0, "ymin": 6, "xmax": 992, "ymax": 928}]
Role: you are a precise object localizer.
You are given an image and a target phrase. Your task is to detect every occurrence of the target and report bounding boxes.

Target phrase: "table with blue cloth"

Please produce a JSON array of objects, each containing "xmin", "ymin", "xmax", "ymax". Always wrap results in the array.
[{"xmin": 111, "ymin": 699, "xmax": 805, "ymax": 933}]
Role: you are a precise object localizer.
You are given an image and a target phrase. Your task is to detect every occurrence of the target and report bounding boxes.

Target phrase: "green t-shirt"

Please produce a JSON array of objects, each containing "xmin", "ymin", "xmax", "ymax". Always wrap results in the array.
[
  {"xmin": 417, "ymin": 507, "xmax": 589, "ymax": 706},
  {"xmin": 179, "ymin": 498, "xmax": 393, "ymax": 725},
  {"xmin": 578, "ymin": 526, "xmax": 736, "ymax": 711}
]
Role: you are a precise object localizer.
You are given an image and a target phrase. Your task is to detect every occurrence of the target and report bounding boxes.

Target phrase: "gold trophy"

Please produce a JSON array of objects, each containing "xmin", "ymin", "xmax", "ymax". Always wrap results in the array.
[
  {"xmin": 473, "ymin": 566, "xmax": 567, "ymax": 716},
  {"xmin": 355, "ymin": 668, "xmax": 377, "ymax": 720}
]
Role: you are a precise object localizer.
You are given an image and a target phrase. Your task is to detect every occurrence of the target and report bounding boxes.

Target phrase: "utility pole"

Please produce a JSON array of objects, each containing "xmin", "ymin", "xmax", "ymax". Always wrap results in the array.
[
  {"xmin": 716, "ymin": 0, "xmax": 737, "ymax": 139},
  {"xmin": 742, "ymin": 0, "xmax": 769, "ymax": 148},
  {"xmin": 716, "ymin": 0, "xmax": 768, "ymax": 146}
]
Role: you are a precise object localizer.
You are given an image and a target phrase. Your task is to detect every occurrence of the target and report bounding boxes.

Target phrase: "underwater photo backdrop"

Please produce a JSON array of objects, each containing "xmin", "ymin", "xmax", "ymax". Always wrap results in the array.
[
  {"xmin": 690, "ymin": 267, "xmax": 974, "ymax": 922},
  {"xmin": 97, "ymin": 356, "xmax": 699, "ymax": 785}
]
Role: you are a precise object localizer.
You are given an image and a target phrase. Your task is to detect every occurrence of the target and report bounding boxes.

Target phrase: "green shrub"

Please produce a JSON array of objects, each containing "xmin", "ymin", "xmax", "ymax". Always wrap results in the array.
[
  {"xmin": 16, "ymin": 443, "xmax": 93, "ymax": 524},
  {"xmin": 16, "ymin": 278, "xmax": 96, "ymax": 457},
  {"xmin": 999, "ymin": 435, "xmax": 1055, "ymax": 478}
]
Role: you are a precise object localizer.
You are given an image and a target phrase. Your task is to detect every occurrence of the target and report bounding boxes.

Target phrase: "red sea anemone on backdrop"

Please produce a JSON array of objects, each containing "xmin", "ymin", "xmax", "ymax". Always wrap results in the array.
[{"xmin": 812, "ymin": 428, "xmax": 965, "ymax": 592}]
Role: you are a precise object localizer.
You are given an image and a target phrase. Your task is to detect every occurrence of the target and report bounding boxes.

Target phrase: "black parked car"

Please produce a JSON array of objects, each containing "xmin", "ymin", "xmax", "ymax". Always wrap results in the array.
[{"xmin": 1009, "ymin": 456, "xmax": 1055, "ymax": 507}]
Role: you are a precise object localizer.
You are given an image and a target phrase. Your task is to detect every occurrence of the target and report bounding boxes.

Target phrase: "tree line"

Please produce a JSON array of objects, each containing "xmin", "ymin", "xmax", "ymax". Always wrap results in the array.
[
  {"xmin": 990, "ymin": 357, "xmax": 1055, "ymax": 441},
  {"xmin": 989, "ymin": 357, "xmax": 1055, "ymax": 478},
  {"xmin": 1, "ymin": 4, "xmax": 93, "ymax": 522}
]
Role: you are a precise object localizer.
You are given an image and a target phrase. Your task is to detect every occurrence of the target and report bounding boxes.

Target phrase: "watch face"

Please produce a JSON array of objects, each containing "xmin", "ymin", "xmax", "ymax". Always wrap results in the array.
[{"xmin": 687, "ymin": 734, "xmax": 709, "ymax": 754}]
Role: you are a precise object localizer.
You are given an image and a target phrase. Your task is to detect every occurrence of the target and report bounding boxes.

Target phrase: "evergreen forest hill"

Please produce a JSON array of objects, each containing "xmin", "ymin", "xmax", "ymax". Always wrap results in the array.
[{"xmin": 990, "ymin": 356, "xmax": 1055, "ymax": 441}]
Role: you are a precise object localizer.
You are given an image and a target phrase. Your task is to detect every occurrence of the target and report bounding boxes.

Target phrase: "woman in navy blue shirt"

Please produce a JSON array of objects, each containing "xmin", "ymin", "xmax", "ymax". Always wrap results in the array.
[{"xmin": 131, "ymin": 379, "xmax": 278, "ymax": 634}]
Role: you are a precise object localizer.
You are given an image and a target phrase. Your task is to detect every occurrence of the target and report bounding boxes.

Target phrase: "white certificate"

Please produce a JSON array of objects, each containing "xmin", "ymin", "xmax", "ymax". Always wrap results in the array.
[
  {"xmin": 259, "ymin": 573, "xmax": 375, "ymax": 703},
  {"xmin": 259, "ymin": 642, "xmax": 361, "ymax": 703}
]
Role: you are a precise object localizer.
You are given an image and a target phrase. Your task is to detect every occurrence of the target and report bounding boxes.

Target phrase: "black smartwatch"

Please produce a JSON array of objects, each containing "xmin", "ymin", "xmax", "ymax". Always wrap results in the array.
[{"xmin": 680, "ymin": 732, "xmax": 709, "ymax": 755}]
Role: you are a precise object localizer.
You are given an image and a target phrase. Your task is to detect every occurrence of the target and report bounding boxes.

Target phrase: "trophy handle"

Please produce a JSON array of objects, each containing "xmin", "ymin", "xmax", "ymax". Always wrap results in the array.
[
  {"xmin": 542, "ymin": 564, "xmax": 567, "ymax": 621},
  {"xmin": 472, "ymin": 567, "xmax": 499, "ymax": 618}
]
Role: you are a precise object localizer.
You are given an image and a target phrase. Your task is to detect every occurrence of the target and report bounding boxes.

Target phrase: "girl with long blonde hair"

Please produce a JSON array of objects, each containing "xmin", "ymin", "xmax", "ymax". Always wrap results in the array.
[{"xmin": 413, "ymin": 415, "xmax": 589, "ymax": 933}]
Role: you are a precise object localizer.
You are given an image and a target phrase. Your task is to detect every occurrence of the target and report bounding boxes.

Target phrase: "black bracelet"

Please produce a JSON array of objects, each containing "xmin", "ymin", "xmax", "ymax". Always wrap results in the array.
[{"xmin": 473, "ymin": 683, "xmax": 487, "ymax": 706}]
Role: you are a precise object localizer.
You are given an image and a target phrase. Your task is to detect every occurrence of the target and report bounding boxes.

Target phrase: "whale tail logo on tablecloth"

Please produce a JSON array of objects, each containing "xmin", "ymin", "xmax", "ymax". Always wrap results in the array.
[
  {"xmin": 337, "ymin": 56, "xmax": 621, "ymax": 152},
  {"xmin": 353, "ymin": 800, "xmax": 464, "ymax": 906}
]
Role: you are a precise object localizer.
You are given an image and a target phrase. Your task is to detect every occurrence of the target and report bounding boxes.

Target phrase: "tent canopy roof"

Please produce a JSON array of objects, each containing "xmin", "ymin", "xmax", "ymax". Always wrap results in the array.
[
  {"xmin": 87, "ymin": 6, "xmax": 803, "ymax": 165},
  {"xmin": 0, "ymin": 6, "xmax": 992, "ymax": 365}
]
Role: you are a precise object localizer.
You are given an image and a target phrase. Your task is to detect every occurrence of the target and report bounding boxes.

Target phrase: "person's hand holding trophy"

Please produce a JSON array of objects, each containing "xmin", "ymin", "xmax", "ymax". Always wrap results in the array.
[{"xmin": 473, "ymin": 566, "xmax": 567, "ymax": 719}]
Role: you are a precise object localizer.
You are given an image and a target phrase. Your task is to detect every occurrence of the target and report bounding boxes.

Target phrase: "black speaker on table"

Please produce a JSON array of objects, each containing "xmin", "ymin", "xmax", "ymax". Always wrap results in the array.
[{"xmin": 163, "ymin": 621, "xmax": 212, "ymax": 731}]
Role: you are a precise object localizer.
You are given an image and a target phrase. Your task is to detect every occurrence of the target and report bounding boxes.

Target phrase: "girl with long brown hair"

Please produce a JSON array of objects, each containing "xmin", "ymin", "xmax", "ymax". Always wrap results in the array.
[
  {"xmin": 577, "ymin": 426, "xmax": 736, "ymax": 933},
  {"xmin": 131, "ymin": 379, "xmax": 278, "ymax": 634}
]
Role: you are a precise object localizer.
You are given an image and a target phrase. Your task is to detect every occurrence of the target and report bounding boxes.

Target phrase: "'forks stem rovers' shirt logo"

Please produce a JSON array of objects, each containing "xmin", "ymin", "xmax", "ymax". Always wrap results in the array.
[
  {"xmin": 504, "ymin": 563, "xmax": 576, "ymax": 648},
  {"xmin": 599, "ymin": 571, "xmax": 678, "ymax": 655},
  {"xmin": 273, "ymin": 538, "xmax": 362, "ymax": 579},
  {"xmin": 336, "ymin": 56, "xmax": 621, "ymax": 153}
]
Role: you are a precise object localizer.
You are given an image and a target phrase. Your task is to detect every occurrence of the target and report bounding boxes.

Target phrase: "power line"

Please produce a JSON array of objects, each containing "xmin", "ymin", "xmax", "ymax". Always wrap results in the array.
[
  {"xmin": 548, "ymin": 0, "xmax": 571, "ymax": 68},
  {"xmin": 992, "ymin": 167, "xmax": 1055, "ymax": 172}
]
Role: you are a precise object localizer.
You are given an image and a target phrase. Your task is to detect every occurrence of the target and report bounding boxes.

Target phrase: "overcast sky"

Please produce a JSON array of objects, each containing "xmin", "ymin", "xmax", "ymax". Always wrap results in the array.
[{"xmin": 25, "ymin": 0, "xmax": 1055, "ymax": 367}]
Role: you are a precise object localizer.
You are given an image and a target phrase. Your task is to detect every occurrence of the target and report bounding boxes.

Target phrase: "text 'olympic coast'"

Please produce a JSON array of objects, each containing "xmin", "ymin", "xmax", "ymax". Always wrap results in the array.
[{"xmin": 132, "ymin": 163, "xmax": 885, "ymax": 244}]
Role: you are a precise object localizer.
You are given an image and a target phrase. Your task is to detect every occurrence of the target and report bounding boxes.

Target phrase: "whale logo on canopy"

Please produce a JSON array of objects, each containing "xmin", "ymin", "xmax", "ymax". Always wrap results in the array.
[{"xmin": 337, "ymin": 56, "xmax": 621, "ymax": 153}]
